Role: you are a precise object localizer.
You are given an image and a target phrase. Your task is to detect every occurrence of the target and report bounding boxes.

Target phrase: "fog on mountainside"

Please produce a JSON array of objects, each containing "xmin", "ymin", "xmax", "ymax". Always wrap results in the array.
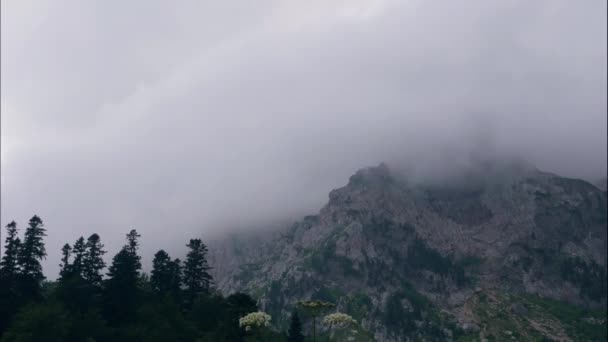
[
  {"xmin": 1, "ymin": 0, "xmax": 606, "ymax": 279},
  {"xmin": 0, "ymin": 1, "xmax": 606, "ymax": 341}
]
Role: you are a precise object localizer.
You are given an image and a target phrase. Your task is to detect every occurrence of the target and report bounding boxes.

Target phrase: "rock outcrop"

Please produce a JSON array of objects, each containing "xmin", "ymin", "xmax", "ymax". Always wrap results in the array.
[{"xmin": 209, "ymin": 161, "xmax": 607, "ymax": 341}]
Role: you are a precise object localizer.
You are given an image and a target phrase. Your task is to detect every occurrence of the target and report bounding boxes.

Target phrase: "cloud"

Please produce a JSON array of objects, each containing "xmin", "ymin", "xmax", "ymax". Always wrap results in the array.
[{"xmin": 1, "ymin": 0, "xmax": 606, "ymax": 277}]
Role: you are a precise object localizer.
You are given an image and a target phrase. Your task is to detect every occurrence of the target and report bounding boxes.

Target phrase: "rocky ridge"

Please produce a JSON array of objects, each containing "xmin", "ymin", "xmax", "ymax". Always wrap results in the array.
[{"xmin": 209, "ymin": 162, "xmax": 607, "ymax": 341}]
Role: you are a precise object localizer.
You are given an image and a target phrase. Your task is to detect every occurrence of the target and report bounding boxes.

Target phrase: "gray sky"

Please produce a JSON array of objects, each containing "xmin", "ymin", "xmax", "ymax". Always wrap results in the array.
[{"xmin": 1, "ymin": 0, "xmax": 606, "ymax": 278}]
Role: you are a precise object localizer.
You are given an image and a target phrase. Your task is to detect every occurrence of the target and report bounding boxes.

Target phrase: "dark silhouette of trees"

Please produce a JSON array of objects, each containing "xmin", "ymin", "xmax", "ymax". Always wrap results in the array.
[
  {"xmin": 16, "ymin": 216, "xmax": 47, "ymax": 298},
  {"xmin": 83, "ymin": 234, "xmax": 106, "ymax": 286},
  {"xmin": 151, "ymin": 250, "xmax": 182, "ymax": 298},
  {"xmin": 168, "ymin": 258, "xmax": 183, "ymax": 296},
  {"xmin": 70, "ymin": 237, "xmax": 86, "ymax": 279},
  {"xmin": 103, "ymin": 230, "xmax": 142, "ymax": 326},
  {"xmin": 288, "ymin": 311, "xmax": 305, "ymax": 342},
  {"xmin": 0, "ymin": 222, "xmax": 20, "ymax": 280},
  {"xmin": 0, "ymin": 220, "xmax": 292, "ymax": 342},
  {"xmin": 183, "ymin": 238, "xmax": 213, "ymax": 302},
  {"xmin": 58, "ymin": 243, "xmax": 72, "ymax": 280},
  {"xmin": 0, "ymin": 222, "xmax": 22, "ymax": 335}
]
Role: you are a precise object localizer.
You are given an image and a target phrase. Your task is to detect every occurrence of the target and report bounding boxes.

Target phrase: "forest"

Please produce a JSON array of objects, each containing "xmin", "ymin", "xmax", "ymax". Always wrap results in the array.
[{"xmin": 0, "ymin": 215, "xmax": 323, "ymax": 342}]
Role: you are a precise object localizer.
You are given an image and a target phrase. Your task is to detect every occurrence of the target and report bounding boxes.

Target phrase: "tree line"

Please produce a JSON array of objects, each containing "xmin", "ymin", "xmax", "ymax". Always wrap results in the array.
[{"xmin": 0, "ymin": 215, "xmax": 309, "ymax": 342}]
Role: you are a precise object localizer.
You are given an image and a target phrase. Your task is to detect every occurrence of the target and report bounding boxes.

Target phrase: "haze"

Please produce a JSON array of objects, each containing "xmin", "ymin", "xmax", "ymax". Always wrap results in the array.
[{"xmin": 1, "ymin": 0, "xmax": 606, "ymax": 278}]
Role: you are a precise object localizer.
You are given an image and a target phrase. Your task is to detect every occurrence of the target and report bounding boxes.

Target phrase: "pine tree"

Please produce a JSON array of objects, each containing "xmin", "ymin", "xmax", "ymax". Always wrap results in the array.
[
  {"xmin": 0, "ymin": 221, "xmax": 22, "ymax": 334},
  {"xmin": 104, "ymin": 230, "xmax": 142, "ymax": 325},
  {"xmin": 169, "ymin": 258, "xmax": 183, "ymax": 296},
  {"xmin": 83, "ymin": 233, "xmax": 106, "ymax": 286},
  {"xmin": 151, "ymin": 250, "xmax": 172, "ymax": 295},
  {"xmin": 183, "ymin": 239, "xmax": 213, "ymax": 301},
  {"xmin": 58, "ymin": 243, "xmax": 72, "ymax": 279},
  {"xmin": 125, "ymin": 229, "xmax": 141, "ymax": 261},
  {"xmin": 17, "ymin": 215, "xmax": 47, "ymax": 297},
  {"xmin": 0, "ymin": 221, "xmax": 21, "ymax": 280},
  {"xmin": 71, "ymin": 237, "xmax": 87, "ymax": 278},
  {"xmin": 288, "ymin": 311, "xmax": 305, "ymax": 342}
]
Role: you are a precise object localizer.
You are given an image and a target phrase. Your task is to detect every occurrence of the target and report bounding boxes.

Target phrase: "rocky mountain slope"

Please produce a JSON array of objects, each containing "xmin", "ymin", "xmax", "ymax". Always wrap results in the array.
[{"xmin": 209, "ymin": 161, "xmax": 607, "ymax": 341}]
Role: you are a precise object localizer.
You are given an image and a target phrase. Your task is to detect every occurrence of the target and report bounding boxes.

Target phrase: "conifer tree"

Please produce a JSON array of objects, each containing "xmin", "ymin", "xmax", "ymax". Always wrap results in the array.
[
  {"xmin": 83, "ymin": 233, "xmax": 106, "ymax": 286},
  {"xmin": 125, "ymin": 229, "xmax": 141, "ymax": 261},
  {"xmin": 0, "ymin": 221, "xmax": 22, "ymax": 334},
  {"xmin": 183, "ymin": 238, "xmax": 213, "ymax": 300},
  {"xmin": 17, "ymin": 215, "xmax": 46, "ymax": 296},
  {"xmin": 169, "ymin": 258, "xmax": 183, "ymax": 296},
  {"xmin": 58, "ymin": 243, "xmax": 72, "ymax": 279},
  {"xmin": 71, "ymin": 237, "xmax": 87, "ymax": 278},
  {"xmin": 288, "ymin": 311, "xmax": 305, "ymax": 342},
  {"xmin": 104, "ymin": 229, "xmax": 142, "ymax": 325},
  {"xmin": 0, "ymin": 221, "xmax": 21, "ymax": 280},
  {"xmin": 151, "ymin": 249, "xmax": 172, "ymax": 295}
]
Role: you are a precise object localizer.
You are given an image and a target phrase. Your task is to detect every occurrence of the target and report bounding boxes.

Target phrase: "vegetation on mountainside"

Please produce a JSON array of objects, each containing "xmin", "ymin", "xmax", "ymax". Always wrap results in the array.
[
  {"xmin": 0, "ymin": 216, "xmax": 285, "ymax": 341},
  {"xmin": 455, "ymin": 290, "xmax": 607, "ymax": 342}
]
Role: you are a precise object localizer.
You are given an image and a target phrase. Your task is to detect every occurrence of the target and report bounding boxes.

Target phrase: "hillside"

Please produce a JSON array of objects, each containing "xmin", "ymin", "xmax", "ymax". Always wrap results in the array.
[{"xmin": 209, "ymin": 162, "xmax": 607, "ymax": 341}]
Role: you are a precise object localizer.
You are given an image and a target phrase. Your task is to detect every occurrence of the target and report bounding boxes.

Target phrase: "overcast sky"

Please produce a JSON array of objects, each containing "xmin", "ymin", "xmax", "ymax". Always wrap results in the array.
[{"xmin": 1, "ymin": 0, "xmax": 606, "ymax": 278}]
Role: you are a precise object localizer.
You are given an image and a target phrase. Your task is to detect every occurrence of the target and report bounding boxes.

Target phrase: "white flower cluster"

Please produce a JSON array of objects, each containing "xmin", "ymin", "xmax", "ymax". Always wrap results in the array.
[
  {"xmin": 322, "ymin": 313, "xmax": 357, "ymax": 328},
  {"xmin": 239, "ymin": 311, "xmax": 272, "ymax": 332}
]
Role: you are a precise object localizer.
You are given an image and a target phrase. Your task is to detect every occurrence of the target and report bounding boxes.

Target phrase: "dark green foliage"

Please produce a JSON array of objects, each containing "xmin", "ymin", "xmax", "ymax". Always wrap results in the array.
[
  {"xmin": 151, "ymin": 250, "xmax": 182, "ymax": 298},
  {"xmin": 406, "ymin": 236, "xmax": 467, "ymax": 285},
  {"xmin": 560, "ymin": 257, "xmax": 607, "ymax": 300},
  {"xmin": 2, "ymin": 222, "xmax": 279, "ymax": 341},
  {"xmin": 103, "ymin": 230, "xmax": 142, "ymax": 326},
  {"xmin": 1, "ymin": 300, "xmax": 71, "ymax": 342},
  {"xmin": 305, "ymin": 239, "xmax": 360, "ymax": 277},
  {"xmin": 524, "ymin": 294, "xmax": 607, "ymax": 341},
  {"xmin": 183, "ymin": 239, "xmax": 213, "ymax": 301},
  {"xmin": 58, "ymin": 244, "xmax": 71, "ymax": 279},
  {"xmin": 345, "ymin": 293, "xmax": 372, "ymax": 322},
  {"xmin": 16, "ymin": 216, "xmax": 47, "ymax": 298},
  {"xmin": 287, "ymin": 311, "xmax": 304, "ymax": 342},
  {"xmin": 0, "ymin": 222, "xmax": 22, "ymax": 335},
  {"xmin": 382, "ymin": 283, "xmax": 450, "ymax": 340},
  {"xmin": 0, "ymin": 222, "xmax": 20, "ymax": 280},
  {"xmin": 83, "ymin": 234, "xmax": 106, "ymax": 286},
  {"xmin": 70, "ymin": 237, "xmax": 86, "ymax": 278}
]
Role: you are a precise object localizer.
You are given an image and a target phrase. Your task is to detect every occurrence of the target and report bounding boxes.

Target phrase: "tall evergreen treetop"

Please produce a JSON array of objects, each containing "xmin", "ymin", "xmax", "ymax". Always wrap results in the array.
[
  {"xmin": 59, "ymin": 243, "xmax": 72, "ymax": 279},
  {"xmin": 106, "ymin": 229, "xmax": 142, "ymax": 282},
  {"xmin": 151, "ymin": 249, "xmax": 172, "ymax": 294},
  {"xmin": 83, "ymin": 233, "xmax": 106, "ymax": 286},
  {"xmin": 151, "ymin": 250, "xmax": 182, "ymax": 297},
  {"xmin": 104, "ymin": 230, "xmax": 142, "ymax": 326},
  {"xmin": 17, "ymin": 215, "xmax": 46, "ymax": 282},
  {"xmin": 0, "ymin": 221, "xmax": 21, "ymax": 279},
  {"xmin": 126, "ymin": 229, "xmax": 141, "ymax": 258},
  {"xmin": 71, "ymin": 237, "xmax": 86, "ymax": 278},
  {"xmin": 183, "ymin": 238, "xmax": 213, "ymax": 299}
]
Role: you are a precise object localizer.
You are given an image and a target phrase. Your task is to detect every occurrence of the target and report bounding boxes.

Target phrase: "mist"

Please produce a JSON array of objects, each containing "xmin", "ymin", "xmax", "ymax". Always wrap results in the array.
[{"xmin": 1, "ymin": 0, "xmax": 606, "ymax": 278}]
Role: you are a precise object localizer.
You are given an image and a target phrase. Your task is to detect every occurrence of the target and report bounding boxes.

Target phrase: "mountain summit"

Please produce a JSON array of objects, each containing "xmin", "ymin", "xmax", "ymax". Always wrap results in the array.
[{"xmin": 210, "ymin": 162, "xmax": 607, "ymax": 341}]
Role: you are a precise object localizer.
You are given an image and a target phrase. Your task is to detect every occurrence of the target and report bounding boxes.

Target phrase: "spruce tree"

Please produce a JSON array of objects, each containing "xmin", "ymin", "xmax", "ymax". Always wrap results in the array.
[
  {"xmin": 0, "ymin": 221, "xmax": 22, "ymax": 334},
  {"xmin": 104, "ymin": 229, "xmax": 142, "ymax": 325},
  {"xmin": 151, "ymin": 250, "xmax": 172, "ymax": 295},
  {"xmin": 83, "ymin": 233, "xmax": 106, "ymax": 286},
  {"xmin": 183, "ymin": 238, "xmax": 213, "ymax": 301},
  {"xmin": 17, "ymin": 215, "xmax": 47, "ymax": 297},
  {"xmin": 71, "ymin": 237, "xmax": 87, "ymax": 278},
  {"xmin": 288, "ymin": 311, "xmax": 305, "ymax": 342},
  {"xmin": 169, "ymin": 258, "xmax": 183, "ymax": 296},
  {"xmin": 125, "ymin": 229, "xmax": 141, "ymax": 261},
  {"xmin": 58, "ymin": 243, "xmax": 72, "ymax": 279},
  {"xmin": 0, "ymin": 221, "xmax": 21, "ymax": 280}
]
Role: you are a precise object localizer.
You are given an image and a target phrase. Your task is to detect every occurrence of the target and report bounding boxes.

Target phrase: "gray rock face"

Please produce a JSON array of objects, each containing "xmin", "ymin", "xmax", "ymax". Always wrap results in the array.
[{"xmin": 208, "ymin": 162, "xmax": 607, "ymax": 341}]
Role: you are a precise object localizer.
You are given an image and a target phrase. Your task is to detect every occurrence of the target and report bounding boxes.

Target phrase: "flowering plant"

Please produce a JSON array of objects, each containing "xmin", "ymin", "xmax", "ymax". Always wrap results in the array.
[
  {"xmin": 322, "ymin": 312, "xmax": 357, "ymax": 328},
  {"xmin": 239, "ymin": 311, "xmax": 272, "ymax": 332}
]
